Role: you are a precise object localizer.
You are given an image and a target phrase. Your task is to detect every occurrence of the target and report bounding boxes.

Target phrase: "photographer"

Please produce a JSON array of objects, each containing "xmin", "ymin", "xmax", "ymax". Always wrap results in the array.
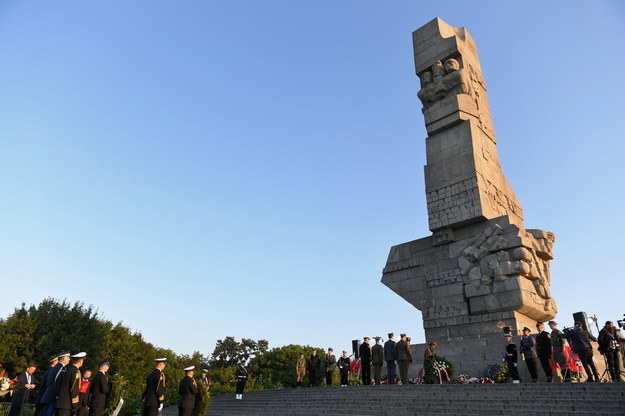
[
  {"xmin": 598, "ymin": 321, "xmax": 623, "ymax": 382},
  {"xmin": 561, "ymin": 321, "xmax": 600, "ymax": 382}
]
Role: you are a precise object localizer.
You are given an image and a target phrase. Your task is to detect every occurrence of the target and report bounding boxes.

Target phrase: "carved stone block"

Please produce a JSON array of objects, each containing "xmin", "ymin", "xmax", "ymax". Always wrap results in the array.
[{"xmin": 381, "ymin": 18, "xmax": 558, "ymax": 378}]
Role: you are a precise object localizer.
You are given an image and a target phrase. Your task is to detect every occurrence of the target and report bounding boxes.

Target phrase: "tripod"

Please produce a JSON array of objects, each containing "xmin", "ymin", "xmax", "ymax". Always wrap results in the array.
[{"xmin": 590, "ymin": 315, "xmax": 620, "ymax": 382}]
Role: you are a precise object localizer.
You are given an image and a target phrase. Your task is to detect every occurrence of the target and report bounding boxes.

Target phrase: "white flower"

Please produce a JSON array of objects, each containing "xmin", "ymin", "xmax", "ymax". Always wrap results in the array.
[{"xmin": 0, "ymin": 377, "xmax": 10, "ymax": 391}]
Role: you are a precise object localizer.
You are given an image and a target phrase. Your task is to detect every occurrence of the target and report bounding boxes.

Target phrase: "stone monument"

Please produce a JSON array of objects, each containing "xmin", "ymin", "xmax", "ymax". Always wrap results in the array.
[{"xmin": 381, "ymin": 18, "xmax": 558, "ymax": 377}]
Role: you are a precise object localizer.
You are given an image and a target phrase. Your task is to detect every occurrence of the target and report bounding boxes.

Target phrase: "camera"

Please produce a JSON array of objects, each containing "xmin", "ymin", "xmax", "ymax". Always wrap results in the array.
[{"xmin": 562, "ymin": 326, "xmax": 573, "ymax": 334}]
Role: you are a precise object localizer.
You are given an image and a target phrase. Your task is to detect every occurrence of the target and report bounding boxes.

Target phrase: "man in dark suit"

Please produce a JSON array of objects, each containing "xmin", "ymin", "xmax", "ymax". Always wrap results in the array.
[
  {"xmin": 562, "ymin": 322, "xmax": 600, "ymax": 382},
  {"xmin": 35, "ymin": 355, "xmax": 59, "ymax": 416},
  {"xmin": 307, "ymin": 350, "xmax": 320, "ymax": 387},
  {"xmin": 178, "ymin": 366, "xmax": 199, "ymax": 416},
  {"xmin": 384, "ymin": 333, "xmax": 397, "ymax": 384},
  {"xmin": 88, "ymin": 361, "xmax": 111, "ymax": 416},
  {"xmin": 394, "ymin": 333, "xmax": 411, "ymax": 384},
  {"xmin": 535, "ymin": 322, "xmax": 553, "ymax": 382},
  {"xmin": 8, "ymin": 364, "xmax": 37, "ymax": 416},
  {"xmin": 371, "ymin": 337, "xmax": 384, "ymax": 385},
  {"xmin": 54, "ymin": 352, "xmax": 86, "ymax": 416},
  {"xmin": 359, "ymin": 337, "xmax": 372, "ymax": 385},
  {"xmin": 142, "ymin": 358, "xmax": 167, "ymax": 416},
  {"xmin": 41, "ymin": 351, "xmax": 70, "ymax": 416}
]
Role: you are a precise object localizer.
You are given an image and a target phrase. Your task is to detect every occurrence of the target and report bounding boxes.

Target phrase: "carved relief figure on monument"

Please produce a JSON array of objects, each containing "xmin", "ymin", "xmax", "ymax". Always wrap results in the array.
[{"xmin": 417, "ymin": 57, "xmax": 472, "ymax": 107}]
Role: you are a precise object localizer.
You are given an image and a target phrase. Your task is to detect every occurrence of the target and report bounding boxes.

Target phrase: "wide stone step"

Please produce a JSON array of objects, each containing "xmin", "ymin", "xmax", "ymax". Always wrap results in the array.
[{"xmin": 207, "ymin": 384, "xmax": 625, "ymax": 415}]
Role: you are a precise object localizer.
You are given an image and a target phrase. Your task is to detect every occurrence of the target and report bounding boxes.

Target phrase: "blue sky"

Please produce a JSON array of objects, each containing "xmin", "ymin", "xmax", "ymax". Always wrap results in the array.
[{"xmin": 1, "ymin": 1, "xmax": 624, "ymax": 356}]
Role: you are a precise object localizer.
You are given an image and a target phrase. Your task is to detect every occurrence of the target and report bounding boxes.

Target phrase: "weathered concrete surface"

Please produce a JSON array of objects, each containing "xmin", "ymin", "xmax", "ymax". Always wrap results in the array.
[{"xmin": 382, "ymin": 18, "xmax": 560, "ymax": 378}]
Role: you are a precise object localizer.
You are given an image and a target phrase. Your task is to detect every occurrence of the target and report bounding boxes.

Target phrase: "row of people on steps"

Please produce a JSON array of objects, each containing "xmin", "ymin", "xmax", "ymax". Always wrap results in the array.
[
  {"xmin": 297, "ymin": 333, "xmax": 439, "ymax": 386},
  {"xmin": 505, "ymin": 320, "xmax": 623, "ymax": 383}
]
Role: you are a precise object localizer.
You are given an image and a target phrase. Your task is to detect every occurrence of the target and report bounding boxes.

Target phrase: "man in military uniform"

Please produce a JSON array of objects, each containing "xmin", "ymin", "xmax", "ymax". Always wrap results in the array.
[
  {"xmin": 235, "ymin": 359, "xmax": 248, "ymax": 400},
  {"xmin": 359, "ymin": 337, "xmax": 372, "ymax": 385},
  {"xmin": 41, "ymin": 351, "xmax": 70, "ymax": 416},
  {"xmin": 88, "ymin": 361, "xmax": 111, "ymax": 416},
  {"xmin": 535, "ymin": 322, "xmax": 553, "ymax": 382},
  {"xmin": 520, "ymin": 327, "xmax": 538, "ymax": 383},
  {"xmin": 548, "ymin": 321, "xmax": 569, "ymax": 381},
  {"xmin": 35, "ymin": 354, "xmax": 58, "ymax": 416},
  {"xmin": 54, "ymin": 352, "xmax": 86, "ymax": 416},
  {"xmin": 199, "ymin": 369, "xmax": 209, "ymax": 389},
  {"xmin": 394, "ymin": 334, "xmax": 411, "ymax": 385},
  {"xmin": 371, "ymin": 337, "xmax": 384, "ymax": 385},
  {"xmin": 143, "ymin": 358, "xmax": 167, "ymax": 416},
  {"xmin": 337, "ymin": 351, "xmax": 350, "ymax": 387},
  {"xmin": 504, "ymin": 334, "xmax": 520, "ymax": 383},
  {"xmin": 178, "ymin": 366, "xmax": 199, "ymax": 416},
  {"xmin": 384, "ymin": 333, "xmax": 397, "ymax": 384},
  {"xmin": 323, "ymin": 348, "xmax": 336, "ymax": 387}
]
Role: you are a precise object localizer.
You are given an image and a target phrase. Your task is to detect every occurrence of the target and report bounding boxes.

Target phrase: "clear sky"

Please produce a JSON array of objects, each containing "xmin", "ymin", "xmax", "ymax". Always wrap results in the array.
[{"xmin": 1, "ymin": 1, "xmax": 624, "ymax": 357}]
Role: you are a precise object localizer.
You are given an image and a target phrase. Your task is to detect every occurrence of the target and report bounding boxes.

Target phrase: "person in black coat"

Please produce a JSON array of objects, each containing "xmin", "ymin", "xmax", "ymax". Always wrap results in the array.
[
  {"xmin": 359, "ymin": 337, "xmax": 372, "ymax": 385},
  {"xmin": 394, "ymin": 334, "xmax": 411, "ymax": 385},
  {"xmin": 337, "ymin": 351, "xmax": 350, "ymax": 387},
  {"xmin": 41, "ymin": 352, "xmax": 71, "ymax": 416},
  {"xmin": 504, "ymin": 335, "xmax": 520, "ymax": 383},
  {"xmin": 88, "ymin": 361, "xmax": 111, "ymax": 416},
  {"xmin": 35, "ymin": 355, "xmax": 58, "ymax": 416},
  {"xmin": 535, "ymin": 322, "xmax": 553, "ymax": 382},
  {"xmin": 235, "ymin": 360, "xmax": 248, "ymax": 400},
  {"xmin": 8, "ymin": 364, "xmax": 37, "ymax": 416},
  {"xmin": 371, "ymin": 338, "xmax": 384, "ymax": 385},
  {"xmin": 76, "ymin": 370, "xmax": 91, "ymax": 416},
  {"xmin": 520, "ymin": 327, "xmax": 538, "ymax": 383},
  {"xmin": 178, "ymin": 366, "xmax": 199, "ymax": 416},
  {"xmin": 54, "ymin": 352, "xmax": 86, "ymax": 416},
  {"xmin": 384, "ymin": 333, "xmax": 397, "ymax": 384},
  {"xmin": 562, "ymin": 322, "xmax": 600, "ymax": 382},
  {"xmin": 143, "ymin": 358, "xmax": 167, "ymax": 416},
  {"xmin": 598, "ymin": 321, "xmax": 623, "ymax": 382},
  {"xmin": 307, "ymin": 350, "xmax": 320, "ymax": 387}
]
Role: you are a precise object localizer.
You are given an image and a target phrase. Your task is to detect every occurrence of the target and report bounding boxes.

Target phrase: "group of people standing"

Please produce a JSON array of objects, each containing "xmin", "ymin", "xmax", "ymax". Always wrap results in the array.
[
  {"xmin": 504, "ymin": 320, "xmax": 623, "ymax": 383},
  {"xmin": 296, "ymin": 333, "xmax": 437, "ymax": 387},
  {"xmin": 7, "ymin": 351, "xmax": 112, "ymax": 416}
]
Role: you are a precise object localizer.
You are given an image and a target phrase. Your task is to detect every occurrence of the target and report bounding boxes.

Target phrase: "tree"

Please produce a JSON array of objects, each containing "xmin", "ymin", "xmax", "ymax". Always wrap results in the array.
[{"xmin": 209, "ymin": 337, "xmax": 268, "ymax": 368}]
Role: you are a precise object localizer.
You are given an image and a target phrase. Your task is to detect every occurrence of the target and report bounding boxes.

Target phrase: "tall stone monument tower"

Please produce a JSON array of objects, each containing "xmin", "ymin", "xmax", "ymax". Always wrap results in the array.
[{"xmin": 381, "ymin": 18, "xmax": 557, "ymax": 375}]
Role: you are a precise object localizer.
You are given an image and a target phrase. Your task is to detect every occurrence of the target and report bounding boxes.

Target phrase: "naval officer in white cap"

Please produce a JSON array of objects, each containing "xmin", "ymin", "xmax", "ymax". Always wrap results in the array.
[{"xmin": 143, "ymin": 358, "xmax": 167, "ymax": 416}]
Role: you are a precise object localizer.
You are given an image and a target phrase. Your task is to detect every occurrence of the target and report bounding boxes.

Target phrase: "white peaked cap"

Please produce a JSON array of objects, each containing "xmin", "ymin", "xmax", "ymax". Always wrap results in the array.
[
  {"xmin": 184, "ymin": 366, "xmax": 195, "ymax": 371},
  {"xmin": 70, "ymin": 352, "xmax": 87, "ymax": 358}
]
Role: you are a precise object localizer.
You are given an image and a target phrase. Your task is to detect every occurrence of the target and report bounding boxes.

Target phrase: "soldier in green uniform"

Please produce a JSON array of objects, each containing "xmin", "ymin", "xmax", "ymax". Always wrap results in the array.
[{"xmin": 394, "ymin": 334, "xmax": 411, "ymax": 384}]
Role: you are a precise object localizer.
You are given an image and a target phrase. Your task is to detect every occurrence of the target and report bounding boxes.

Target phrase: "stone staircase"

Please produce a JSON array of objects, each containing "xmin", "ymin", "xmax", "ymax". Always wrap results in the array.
[{"xmin": 207, "ymin": 383, "xmax": 625, "ymax": 415}]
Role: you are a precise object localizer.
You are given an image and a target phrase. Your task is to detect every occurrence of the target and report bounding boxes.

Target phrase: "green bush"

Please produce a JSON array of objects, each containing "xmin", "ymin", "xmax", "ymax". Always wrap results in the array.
[{"xmin": 192, "ymin": 380, "xmax": 211, "ymax": 416}]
